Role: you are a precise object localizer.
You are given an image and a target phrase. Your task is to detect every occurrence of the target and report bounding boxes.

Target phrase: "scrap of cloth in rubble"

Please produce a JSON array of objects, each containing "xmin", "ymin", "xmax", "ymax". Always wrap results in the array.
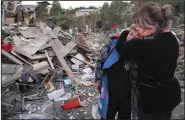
[
  {"xmin": 97, "ymin": 38, "xmax": 120, "ymax": 119},
  {"xmin": 2, "ymin": 39, "xmax": 14, "ymax": 52}
]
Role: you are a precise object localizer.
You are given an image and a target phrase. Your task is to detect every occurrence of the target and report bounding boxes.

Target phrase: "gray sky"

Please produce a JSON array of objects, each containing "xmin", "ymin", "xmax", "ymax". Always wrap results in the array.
[{"xmin": 21, "ymin": 1, "xmax": 113, "ymax": 9}]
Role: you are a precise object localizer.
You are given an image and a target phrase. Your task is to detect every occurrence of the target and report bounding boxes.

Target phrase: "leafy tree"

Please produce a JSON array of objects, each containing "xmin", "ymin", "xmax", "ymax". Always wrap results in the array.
[
  {"xmin": 87, "ymin": 6, "xmax": 98, "ymax": 10},
  {"xmin": 50, "ymin": 1, "xmax": 65, "ymax": 16},
  {"xmin": 74, "ymin": 6, "xmax": 86, "ymax": 11}
]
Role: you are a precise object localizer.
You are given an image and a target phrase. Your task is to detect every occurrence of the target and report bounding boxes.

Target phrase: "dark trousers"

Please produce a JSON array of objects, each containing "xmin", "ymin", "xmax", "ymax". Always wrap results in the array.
[
  {"xmin": 137, "ymin": 110, "xmax": 172, "ymax": 120},
  {"xmin": 104, "ymin": 97, "xmax": 131, "ymax": 120}
]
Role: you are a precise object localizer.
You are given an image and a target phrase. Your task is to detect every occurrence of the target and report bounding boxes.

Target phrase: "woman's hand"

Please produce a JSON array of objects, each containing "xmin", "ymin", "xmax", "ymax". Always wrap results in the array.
[{"xmin": 126, "ymin": 30, "xmax": 139, "ymax": 41}]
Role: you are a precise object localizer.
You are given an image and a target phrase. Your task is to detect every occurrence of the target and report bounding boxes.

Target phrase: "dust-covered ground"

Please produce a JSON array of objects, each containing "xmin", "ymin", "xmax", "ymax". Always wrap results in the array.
[{"xmin": 2, "ymin": 77, "xmax": 184, "ymax": 120}]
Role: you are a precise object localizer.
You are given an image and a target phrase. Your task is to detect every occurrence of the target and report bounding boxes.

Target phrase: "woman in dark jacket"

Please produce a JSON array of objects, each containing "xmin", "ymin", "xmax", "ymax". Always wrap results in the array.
[{"xmin": 116, "ymin": 2, "xmax": 181, "ymax": 120}]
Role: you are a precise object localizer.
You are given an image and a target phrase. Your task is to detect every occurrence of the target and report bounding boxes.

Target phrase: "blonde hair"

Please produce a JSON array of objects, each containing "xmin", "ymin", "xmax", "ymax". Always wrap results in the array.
[{"xmin": 132, "ymin": 2, "xmax": 173, "ymax": 32}]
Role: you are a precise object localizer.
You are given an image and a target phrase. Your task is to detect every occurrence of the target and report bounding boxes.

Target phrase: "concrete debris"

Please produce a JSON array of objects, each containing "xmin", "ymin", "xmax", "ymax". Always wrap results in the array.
[
  {"xmin": 19, "ymin": 27, "xmax": 42, "ymax": 38},
  {"xmin": 47, "ymin": 88, "xmax": 65, "ymax": 100},
  {"xmin": 2, "ymin": 61, "xmax": 49, "ymax": 87},
  {"xmin": 2, "ymin": 64, "xmax": 22, "ymax": 74},
  {"xmin": 71, "ymin": 53, "xmax": 86, "ymax": 65},
  {"xmin": 2, "ymin": 9, "xmax": 101, "ymax": 119},
  {"xmin": 2, "ymin": 15, "xmax": 184, "ymax": 120},
  {"xmin": 55, "ymin": 93, "xmax": 72, "ymax": 102},
  {"xmin": 2, "ymin": 49, "xmax": 24, "ymax": 65}
]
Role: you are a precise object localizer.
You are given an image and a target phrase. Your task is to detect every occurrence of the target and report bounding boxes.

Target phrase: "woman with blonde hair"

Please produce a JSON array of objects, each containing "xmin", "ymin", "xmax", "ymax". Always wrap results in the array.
[{"xmin": 116, "ymin": 2, "xmax": 181, "ymax": 120}]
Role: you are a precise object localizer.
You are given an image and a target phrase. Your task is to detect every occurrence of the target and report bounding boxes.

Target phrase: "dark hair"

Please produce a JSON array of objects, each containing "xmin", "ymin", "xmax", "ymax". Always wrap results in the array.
[{"xmin": 132, "ymin": 2, "xmax": 173, "ymax": 32}]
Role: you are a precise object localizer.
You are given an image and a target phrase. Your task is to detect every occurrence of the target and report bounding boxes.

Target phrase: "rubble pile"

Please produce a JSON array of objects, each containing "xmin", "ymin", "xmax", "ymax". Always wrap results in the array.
[
  {"xmin": 171, "ymin": 24, "xmax": 184, "ymax": 119},
  {"xmin": 1, "ymin": 22, "xmax": 101, "ymax": 119},
  {"xmin": 172, "ymin": 24, "xmax": 184, "ymax": 81}
]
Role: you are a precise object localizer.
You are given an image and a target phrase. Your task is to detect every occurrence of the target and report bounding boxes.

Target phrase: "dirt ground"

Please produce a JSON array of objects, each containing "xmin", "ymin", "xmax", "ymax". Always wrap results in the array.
[{"xmin": 2, "ymin": 74, "xmax": 184, "ymax": 119}]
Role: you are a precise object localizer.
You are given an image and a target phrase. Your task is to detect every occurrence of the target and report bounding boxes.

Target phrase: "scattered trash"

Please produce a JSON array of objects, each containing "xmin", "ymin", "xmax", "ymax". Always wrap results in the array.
[
  {"xmin": 47, "ymin": 88, "xmax": 65, "ymax": 100},
  {"xmin": 2, "ymin": 6, "xmax": 183, "ymax": 119},
  {"xmin": 81, "ymin": 73, "xmax": 95, "ymax": 81},
  {"xmin": 55, "ymin": 93, "xmax": 72, "ymax": 102},
  {"xmin": 82, "ymin": 67, "xmax": 93, "ymax": 74},
  {"xmin": 63, "ymin": 96, "xmax": 81, "ymax": 110},
  {"xmin": 64, "ymin": 78, "xmax": 72, "ymax": 88},
  {"xmin": 70, "ymin": 53, "xmax": 86, "ymax": 65},
  {"xmin": 44, "ymin": 81, "xmax": 55, "ymax": 91}
]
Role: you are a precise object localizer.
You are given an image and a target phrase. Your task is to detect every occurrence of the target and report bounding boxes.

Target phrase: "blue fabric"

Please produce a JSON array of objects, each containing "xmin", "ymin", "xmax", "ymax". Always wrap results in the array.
[{"xmin": 98, "ymin": 39, "xmax": 120, "ymax": 119}]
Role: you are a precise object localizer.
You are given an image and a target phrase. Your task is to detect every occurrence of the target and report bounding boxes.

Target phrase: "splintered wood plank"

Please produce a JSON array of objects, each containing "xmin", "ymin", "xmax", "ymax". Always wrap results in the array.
[
  {"xmin": 52, "ymin": 39, "xmax": 81, "ymax": 85},
  {"xmin": 60, "ymin": 41, "xmax": 77, "ymax": 57}
]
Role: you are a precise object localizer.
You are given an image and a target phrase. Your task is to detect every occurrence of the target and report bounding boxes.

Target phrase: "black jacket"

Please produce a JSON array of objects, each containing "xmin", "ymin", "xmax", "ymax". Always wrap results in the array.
[
  {"xmin": 95, "ymin": 36, "xmax": 130, "ymax": 100},
  {"xmin": 116, "ymin": 31, "xmax": 181, "ymax": 113}
]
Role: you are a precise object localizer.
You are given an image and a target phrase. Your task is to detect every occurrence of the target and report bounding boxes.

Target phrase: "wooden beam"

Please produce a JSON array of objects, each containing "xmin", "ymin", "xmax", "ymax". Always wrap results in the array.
[{"xmin": 52, "ymin": 39, "xmax": 81, "ymax": 85}]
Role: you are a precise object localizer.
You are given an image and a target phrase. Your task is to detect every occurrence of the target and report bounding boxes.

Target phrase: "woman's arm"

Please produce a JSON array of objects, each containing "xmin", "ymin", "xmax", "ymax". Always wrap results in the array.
[{"xmin": 116, "ymin": 31, "xmax": 144, "ymax": 60}]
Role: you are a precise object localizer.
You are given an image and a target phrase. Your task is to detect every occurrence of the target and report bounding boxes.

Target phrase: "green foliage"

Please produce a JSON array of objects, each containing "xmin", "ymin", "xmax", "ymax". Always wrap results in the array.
[
  {"xmin": 74, "ymin": 7, "xmax": 86, "ymax": 11},
  {"xmin": 52, "ymin": 14, "xmax": 75, "ymax": 30},
  {"xmin": 50, "ymin": 1, "xmax": 73, "ymax": 30},
  {"xmin": 35, "ymin": 4, "xmax": 48, "ymax": 20},
  {"xmin": 50, "ymin": 1, "xmax": 65, "ymax": 16},
  {"xmin": 99, "ymin": 1, "xmax": 139, "ymax": 29},
  {"xmin": 88, "ymin": 6, "xmax": 98, "ymax": 10},
  {"xmin": 48, "ymin": 1, "xmax": 184, "ymax": 31}
]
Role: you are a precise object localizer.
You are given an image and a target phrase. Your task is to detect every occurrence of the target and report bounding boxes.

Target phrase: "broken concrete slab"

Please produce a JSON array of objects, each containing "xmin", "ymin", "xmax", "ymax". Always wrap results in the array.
[
  {"xmin": 47, "ymin": 88, "xmax": 65, "ymax": 100},
  {"xmin": 12, "ymin": 35, "xmax": 22, "ymax": 46},
  {"xmin": 11, "ymin": 51, "xmax": 32, "ymax": 65},
  {"xmin": 14, "ymin": 34, "xmax": 50, "ymax": 57},
  {"xmin": 54, "ymin": 93, "xmax": 72, "ymax": 102},
  {"xmin": 70, "ymin": 53, "xmax": 86, "ymax": 65},
  {"xmin": 70, "ymin": 55, "xmax": 95, "ymax": 67},
  {"xmin": 19, "ymin": 27, "xmax": 42, "ymax": 38},
  {"xmin": 39, "ymin": 40, "xmax": 55, "ymax": 50},
  {"xmin": 39, "ymin": 22, "xmax": 57, "ymax": 39},
  {"xmin": 2, "ymin": 64, "xmax": 22, "ymax": 74},
  {"xmin": 18, "ymin": 35, "xmax": 34, "ymax": 43}
]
